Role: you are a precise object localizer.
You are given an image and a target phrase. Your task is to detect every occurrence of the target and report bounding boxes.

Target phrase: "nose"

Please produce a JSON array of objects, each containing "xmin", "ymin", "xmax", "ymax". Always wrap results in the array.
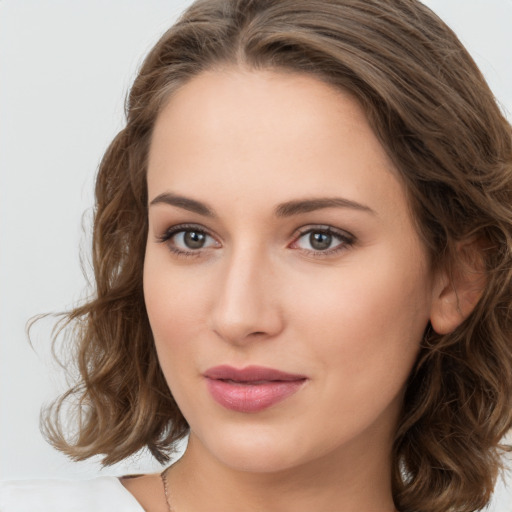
[{"xmin": 210, "ymin": 246, "xmax": 284, "ymax": 345}]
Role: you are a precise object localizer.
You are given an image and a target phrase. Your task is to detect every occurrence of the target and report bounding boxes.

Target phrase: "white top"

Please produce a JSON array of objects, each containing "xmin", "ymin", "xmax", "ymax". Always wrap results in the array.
[{"xmin": 0, "ymin": 477, "xmax": 145, "ymax": 512}]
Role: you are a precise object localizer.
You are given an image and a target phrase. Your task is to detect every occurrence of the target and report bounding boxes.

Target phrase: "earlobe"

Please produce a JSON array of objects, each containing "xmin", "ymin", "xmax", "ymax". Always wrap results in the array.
[{"xmin": 429, "ymin": 241, "xmax": 487, "ymax": 335}]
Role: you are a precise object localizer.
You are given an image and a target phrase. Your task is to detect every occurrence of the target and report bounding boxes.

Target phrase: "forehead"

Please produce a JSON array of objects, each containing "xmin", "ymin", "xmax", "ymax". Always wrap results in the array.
[{"xmin": 147, "ymin": 68, "xmax": 406, "ymax": 222}]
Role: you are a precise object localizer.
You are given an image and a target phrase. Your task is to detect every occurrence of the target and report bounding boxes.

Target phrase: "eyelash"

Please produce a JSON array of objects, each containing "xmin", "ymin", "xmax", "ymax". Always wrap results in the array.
[
  {"xmin": 291, "ymin": 225, "xmax": 355, "ymax": 257},
  {"xmin": 156, "ymin": 223, "xmax": 356, "ymax": 259},
  {"xmin": 156, "ymin": 223, "xmax": 216, "ymax": 259}
]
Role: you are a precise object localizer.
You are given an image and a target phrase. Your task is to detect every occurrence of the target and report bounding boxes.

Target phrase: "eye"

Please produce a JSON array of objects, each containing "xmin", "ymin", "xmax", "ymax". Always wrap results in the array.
[
  {"xmin": 157, "ymin": 224, "xmax": 220, "ymax": 256},
  {"xmin": 290, "ymin": 226, "xmax": 354, "ymax": 255},
  {"xmin": 173, "ymin": 230, "xmax": 213, "ymax": 250}
]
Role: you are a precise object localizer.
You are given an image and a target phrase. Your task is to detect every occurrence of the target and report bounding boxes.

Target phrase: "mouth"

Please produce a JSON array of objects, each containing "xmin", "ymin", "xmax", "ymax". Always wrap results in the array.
[{"xmin": 203, "ymin": 365, "xmax": 307, "ymax": 413}]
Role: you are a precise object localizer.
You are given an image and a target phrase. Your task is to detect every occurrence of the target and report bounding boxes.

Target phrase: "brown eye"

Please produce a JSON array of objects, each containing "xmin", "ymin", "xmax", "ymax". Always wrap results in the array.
[
  {"xmin": 291, "ymin": 227, "xmax": 354, "ymax": 255},
  {"xmin": 183, "ymin": 231, "xmax": 207, "ymax": 249},
  {"xmin": 309, "ymin": 232, "xmax": 332, "ymax": 250},
  {"xmin": 159, "ymin": 226, "xmax": 220, "ymax": 254}
]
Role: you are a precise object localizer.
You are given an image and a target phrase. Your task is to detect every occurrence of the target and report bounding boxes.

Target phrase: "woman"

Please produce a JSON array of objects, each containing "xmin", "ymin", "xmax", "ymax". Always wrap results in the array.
[{"xmin": 2, "ymin": 0, "xmax": 511, "ymax": 511}]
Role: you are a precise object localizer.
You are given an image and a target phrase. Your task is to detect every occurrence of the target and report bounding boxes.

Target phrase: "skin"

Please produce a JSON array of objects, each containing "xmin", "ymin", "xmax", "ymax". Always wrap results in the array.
[{"xmin": 125, "ymin": 68, "xmax": 450, "ymax": 512}]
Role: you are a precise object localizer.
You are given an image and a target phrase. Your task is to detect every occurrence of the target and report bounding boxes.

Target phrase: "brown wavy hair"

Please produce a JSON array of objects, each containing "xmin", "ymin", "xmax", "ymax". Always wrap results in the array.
[{"xmin": 43, "ymin": 1, "xmax": 512, "ymax": 510}]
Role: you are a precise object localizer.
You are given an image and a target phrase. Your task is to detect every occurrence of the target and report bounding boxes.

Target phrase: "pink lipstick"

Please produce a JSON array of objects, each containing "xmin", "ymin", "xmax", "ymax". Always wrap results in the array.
[{"xmin": 204, "ymin": 365, "xmax": 306, "ymax": 413}]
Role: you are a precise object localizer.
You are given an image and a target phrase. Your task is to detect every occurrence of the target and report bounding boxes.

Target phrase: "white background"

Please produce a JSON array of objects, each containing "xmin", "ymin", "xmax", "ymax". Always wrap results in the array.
[{"xmin": 1, "ymin": 1, "xmax": 511, "ymax": 510}]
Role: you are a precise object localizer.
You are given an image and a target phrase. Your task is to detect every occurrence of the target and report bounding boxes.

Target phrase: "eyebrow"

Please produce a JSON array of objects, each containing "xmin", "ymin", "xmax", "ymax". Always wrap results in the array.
[
  {"xmin": 149, "ymin": 192, "xmax": 375, "ymax": 217},
  {"xmin": 149, "ymin": 192, "xmax": 216, "ymax": 217},
  {"xmin": 274, "ymin": 197, "xmax": 375, "ymax": 217}
]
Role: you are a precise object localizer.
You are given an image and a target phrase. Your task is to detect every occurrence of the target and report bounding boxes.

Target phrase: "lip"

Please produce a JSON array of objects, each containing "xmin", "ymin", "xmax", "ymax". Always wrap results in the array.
[{"xmin": 203, "ymin": 365, "xmax": 307, "ymax": 413}]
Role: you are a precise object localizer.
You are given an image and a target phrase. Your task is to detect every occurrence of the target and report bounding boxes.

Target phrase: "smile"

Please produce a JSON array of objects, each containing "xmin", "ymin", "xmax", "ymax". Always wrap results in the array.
[{"xmin": 203, "ymin": 365, "xmax": 307, "ymax": 413}]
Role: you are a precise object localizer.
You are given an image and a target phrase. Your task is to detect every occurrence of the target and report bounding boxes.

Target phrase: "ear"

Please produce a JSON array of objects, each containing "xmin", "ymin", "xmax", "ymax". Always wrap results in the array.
[{"xmin": 430, "ymin": 239, "xmax": 487, "ymax": 335}]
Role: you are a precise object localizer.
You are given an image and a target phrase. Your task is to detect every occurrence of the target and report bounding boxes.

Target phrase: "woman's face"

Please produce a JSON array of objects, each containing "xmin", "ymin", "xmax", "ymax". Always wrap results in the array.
[{"xmin": 144, "ymin": 69, "xmax": 439, "ymax": 473}]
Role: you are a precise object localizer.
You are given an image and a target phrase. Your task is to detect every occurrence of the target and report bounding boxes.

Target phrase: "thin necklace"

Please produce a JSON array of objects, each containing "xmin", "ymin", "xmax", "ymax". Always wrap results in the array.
[
  {"xmin": 161, "ymin": 467, "xmax": 175, "ymax": 512},
  {"xmin": 161, "ymin": 465, "xmax": 400, "ymax": 512}
]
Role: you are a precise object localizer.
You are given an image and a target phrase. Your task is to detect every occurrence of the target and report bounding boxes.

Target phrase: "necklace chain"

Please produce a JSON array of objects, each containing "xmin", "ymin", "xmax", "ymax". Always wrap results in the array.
[
  {"xmin": 161, "ymin": 467, "xmax": 174, "ymax": 512},
  {"xmin": 161, "ymin": 464, "xmax": 399, "ymax": 512}
]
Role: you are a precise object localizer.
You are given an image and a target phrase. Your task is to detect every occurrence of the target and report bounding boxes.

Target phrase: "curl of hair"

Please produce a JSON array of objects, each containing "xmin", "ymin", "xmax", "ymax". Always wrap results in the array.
[{"xmin": 44, "ymin": 1, "xmax": 512, "ymax": 510}]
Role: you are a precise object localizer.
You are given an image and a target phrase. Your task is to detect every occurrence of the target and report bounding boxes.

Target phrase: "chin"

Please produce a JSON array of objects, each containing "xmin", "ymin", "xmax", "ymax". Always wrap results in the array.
[
  {"xmin": 191, "ymin": 424, "xmax": 311, "ymax": 474},
  {"xmin": 217, "ymin": 447, "xmax": 303, "ymax": 474}
]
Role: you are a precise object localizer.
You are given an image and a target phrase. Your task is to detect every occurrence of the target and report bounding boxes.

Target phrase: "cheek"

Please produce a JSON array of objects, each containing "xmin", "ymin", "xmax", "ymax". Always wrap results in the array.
[
  {"xmin": 289, "ymin": 247, "xmax": 432, "ymax": 389},
  {"xmin": 143, "ymin": 252, "xmax": 213, "ymax": 418},
  {"xmin": 143, "ymin": 250, "xmax": 210, "ymax": 358}
]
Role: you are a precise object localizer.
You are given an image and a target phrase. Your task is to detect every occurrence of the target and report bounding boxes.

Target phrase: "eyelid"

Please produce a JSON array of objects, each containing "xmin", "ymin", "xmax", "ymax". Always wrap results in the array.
[
  {"xmin": 288, "ymin": 224, "xmax": 356, "ymax": 255},
  {"xmin": 156, "ymin": 223, "xmax": 221, "ymax": 257},
  {"xmin": 156, "ymin": 223, "xmax": 211, "ymax": 242},
  {"xmin": 155, "ymin": 222, "xmax": 355, "ymax": 258}
]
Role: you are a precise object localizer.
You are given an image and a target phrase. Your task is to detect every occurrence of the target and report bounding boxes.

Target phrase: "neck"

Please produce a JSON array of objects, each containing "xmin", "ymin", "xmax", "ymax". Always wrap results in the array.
[{"xmin": 167, "ymin": 431, "xmax": 397, "ymax": 512}]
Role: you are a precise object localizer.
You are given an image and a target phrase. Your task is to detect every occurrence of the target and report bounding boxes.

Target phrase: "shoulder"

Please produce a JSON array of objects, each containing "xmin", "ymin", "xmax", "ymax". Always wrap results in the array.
[{"xmin": 0, "ymin": 476, "xmax": 144, "ymax": 512}]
